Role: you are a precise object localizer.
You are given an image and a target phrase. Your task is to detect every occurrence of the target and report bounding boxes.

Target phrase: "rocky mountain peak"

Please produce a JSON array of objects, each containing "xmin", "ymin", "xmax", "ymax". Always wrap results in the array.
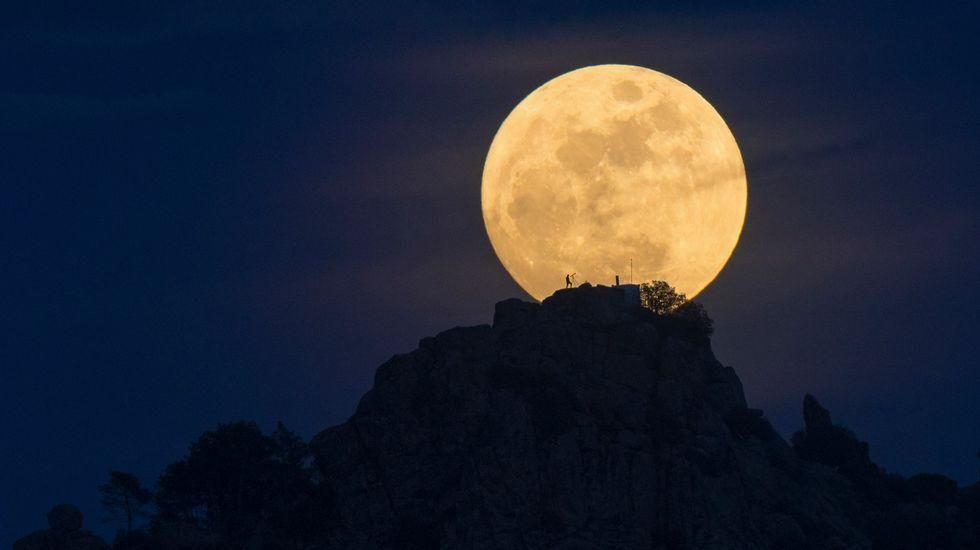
[
  {"xmin": 311, "ymin": 286, "xmax": 874, "ymax": 549},
  {"xmin": 803, "ymin": 394, "xmax": 833, "ymax": 433}
]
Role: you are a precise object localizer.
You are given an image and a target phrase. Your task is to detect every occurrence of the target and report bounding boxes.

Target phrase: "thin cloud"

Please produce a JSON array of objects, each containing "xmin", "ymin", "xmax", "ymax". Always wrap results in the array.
[
  {"xmin": 1, "ymin": 90, "xmax": 209, "ymax": 124},
  {"xmin": 390, "ymin": 14, "xmax": 820, "ymax": 83}
]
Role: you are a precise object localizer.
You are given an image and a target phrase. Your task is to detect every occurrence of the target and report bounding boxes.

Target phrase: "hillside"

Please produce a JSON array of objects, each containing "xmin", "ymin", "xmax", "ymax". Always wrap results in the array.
[{"xmin": 310, "ymin": 285, "xmax": 977, "ymax": 549}]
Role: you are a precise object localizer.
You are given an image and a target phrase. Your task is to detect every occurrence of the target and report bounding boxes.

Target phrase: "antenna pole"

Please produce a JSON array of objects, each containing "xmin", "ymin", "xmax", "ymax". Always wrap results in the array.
[{"xmin": 630, "ymin": 258, "xmax": 633, "ymax": 284}]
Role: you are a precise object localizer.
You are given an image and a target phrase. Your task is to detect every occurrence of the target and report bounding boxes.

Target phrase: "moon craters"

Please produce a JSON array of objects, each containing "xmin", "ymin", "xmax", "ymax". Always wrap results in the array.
[
  {"xmin": 556, "ymin": 130, "xmax": 606, "ymax": 173},
  {"xmin": 613, "ymin": 80, "xmax": 644, "ymax": 102},
  {"xmin": 482, "ymin": 65, "xmax": 746, "ymax": 301}
]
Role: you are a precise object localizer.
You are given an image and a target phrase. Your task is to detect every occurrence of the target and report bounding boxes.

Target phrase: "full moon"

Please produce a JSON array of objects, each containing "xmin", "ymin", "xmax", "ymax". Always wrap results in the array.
[{"xmin": 482, "ymin": 64, "xmax": 746, "ymax": 301}]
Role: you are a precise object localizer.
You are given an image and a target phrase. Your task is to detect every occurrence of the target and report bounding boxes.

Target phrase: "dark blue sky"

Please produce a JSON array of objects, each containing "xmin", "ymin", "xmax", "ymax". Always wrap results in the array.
[{"xmin": 2, "ymin": 2, "xmax": 979, "ymax": 544}]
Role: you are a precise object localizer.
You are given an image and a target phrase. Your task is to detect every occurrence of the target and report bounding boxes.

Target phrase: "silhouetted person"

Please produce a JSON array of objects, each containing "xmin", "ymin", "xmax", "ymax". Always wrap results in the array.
[{"xmin": 565, "ymin": 274, "xmax": 572, "ymax": 288}]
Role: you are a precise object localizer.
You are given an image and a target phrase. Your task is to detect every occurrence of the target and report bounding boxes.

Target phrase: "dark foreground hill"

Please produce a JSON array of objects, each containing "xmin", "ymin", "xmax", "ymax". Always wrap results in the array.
[
  {"xmin": 311, "ymin": 285, "xmax": 978, "ymax": 550},
  {"xmin": 13, "ymin": 285, "xmax": 979, "ymax": 550}
]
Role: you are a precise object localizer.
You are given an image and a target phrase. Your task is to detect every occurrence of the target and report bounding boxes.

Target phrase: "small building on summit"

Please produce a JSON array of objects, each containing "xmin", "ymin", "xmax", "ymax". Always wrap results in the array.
[{"xmin": 618, "ymin": 283, "xmax": 640, "ymax": 306}]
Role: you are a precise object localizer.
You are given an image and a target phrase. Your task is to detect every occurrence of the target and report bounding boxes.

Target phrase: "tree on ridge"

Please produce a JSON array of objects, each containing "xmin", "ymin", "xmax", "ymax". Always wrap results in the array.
[{"xmin": 99, "ymin": 471, "xmax": 152, "ymax": 536}]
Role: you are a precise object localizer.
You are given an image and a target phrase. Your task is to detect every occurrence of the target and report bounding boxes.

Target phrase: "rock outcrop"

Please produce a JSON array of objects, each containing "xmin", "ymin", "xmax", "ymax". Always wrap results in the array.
[
  {"xmin": 792, "ymin": 394, "xmax": 881, "ymax": 489},
  {"xmin": 311, "ymin": 286, "xmax": 873, "ymax": 549},
  {"xmin": 14, "ymin": 504, "xmax": 108, "ymax": 550},
  {"xmin": 791, "ymin": 394, "xmax": 980, "ymax": 549}
]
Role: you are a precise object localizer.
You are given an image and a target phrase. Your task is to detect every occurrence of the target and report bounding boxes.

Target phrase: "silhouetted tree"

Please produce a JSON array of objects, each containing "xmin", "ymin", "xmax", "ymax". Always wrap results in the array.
[
  {"xmin": 99, "ymin": 472, "xmax": 152, "ymax": 536},
  {"xmin": 639, "ymin": 280, "xmax": 687, "ymax": 314},
  {"xmin": 153, "ymin": 421, "xmax": 329, "ymax": 549},
  {"xmin": 639, "ymin": 280, "xmax": 713, "ymax": 337},
  {"xmin": 12, "ymin": 504, "xmax": 110, "ymax": 550},
  {"xmin": 155, "ymin": 421, "xmax": 273, "ymax": 545}
]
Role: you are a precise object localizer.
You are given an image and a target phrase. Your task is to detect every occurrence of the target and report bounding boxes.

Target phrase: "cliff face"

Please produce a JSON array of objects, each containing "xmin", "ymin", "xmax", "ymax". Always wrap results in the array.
[{"xmin": 311, "ymin": 285, "xmax": 875, "ymax": 549}]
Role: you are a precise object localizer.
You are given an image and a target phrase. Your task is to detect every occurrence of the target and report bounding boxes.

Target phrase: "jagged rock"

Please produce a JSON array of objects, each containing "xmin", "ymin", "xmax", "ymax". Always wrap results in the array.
[
  {"xmin": 14, "ymin": 504, "xmax": 108, "ymax": 550},
  {"xmin": 803, "ymin": 394, "xmax": 833, "ymax": 433},
  {"xmin": 792, "ymin": 394, "xmax": 880, "ymax": 487},
  {"xmin": 311, "ymin": 286, "xmax": 871, "ymax": 549},
  {"xmin": 792, "ymin": 397, "xmax": 979, "ymax": 548}
]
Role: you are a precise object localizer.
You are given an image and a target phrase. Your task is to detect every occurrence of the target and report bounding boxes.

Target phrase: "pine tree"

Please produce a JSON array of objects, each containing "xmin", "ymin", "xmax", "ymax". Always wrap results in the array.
[{"xmin": 99, "ymin": 471, "xmax": 152, "ymax": 535}]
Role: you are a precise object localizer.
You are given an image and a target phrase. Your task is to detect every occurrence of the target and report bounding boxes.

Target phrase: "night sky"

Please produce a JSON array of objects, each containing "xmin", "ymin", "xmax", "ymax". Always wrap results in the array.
[{"xmin": 3, "ymin": 2, "xmax": 979, "ymax": 545}]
